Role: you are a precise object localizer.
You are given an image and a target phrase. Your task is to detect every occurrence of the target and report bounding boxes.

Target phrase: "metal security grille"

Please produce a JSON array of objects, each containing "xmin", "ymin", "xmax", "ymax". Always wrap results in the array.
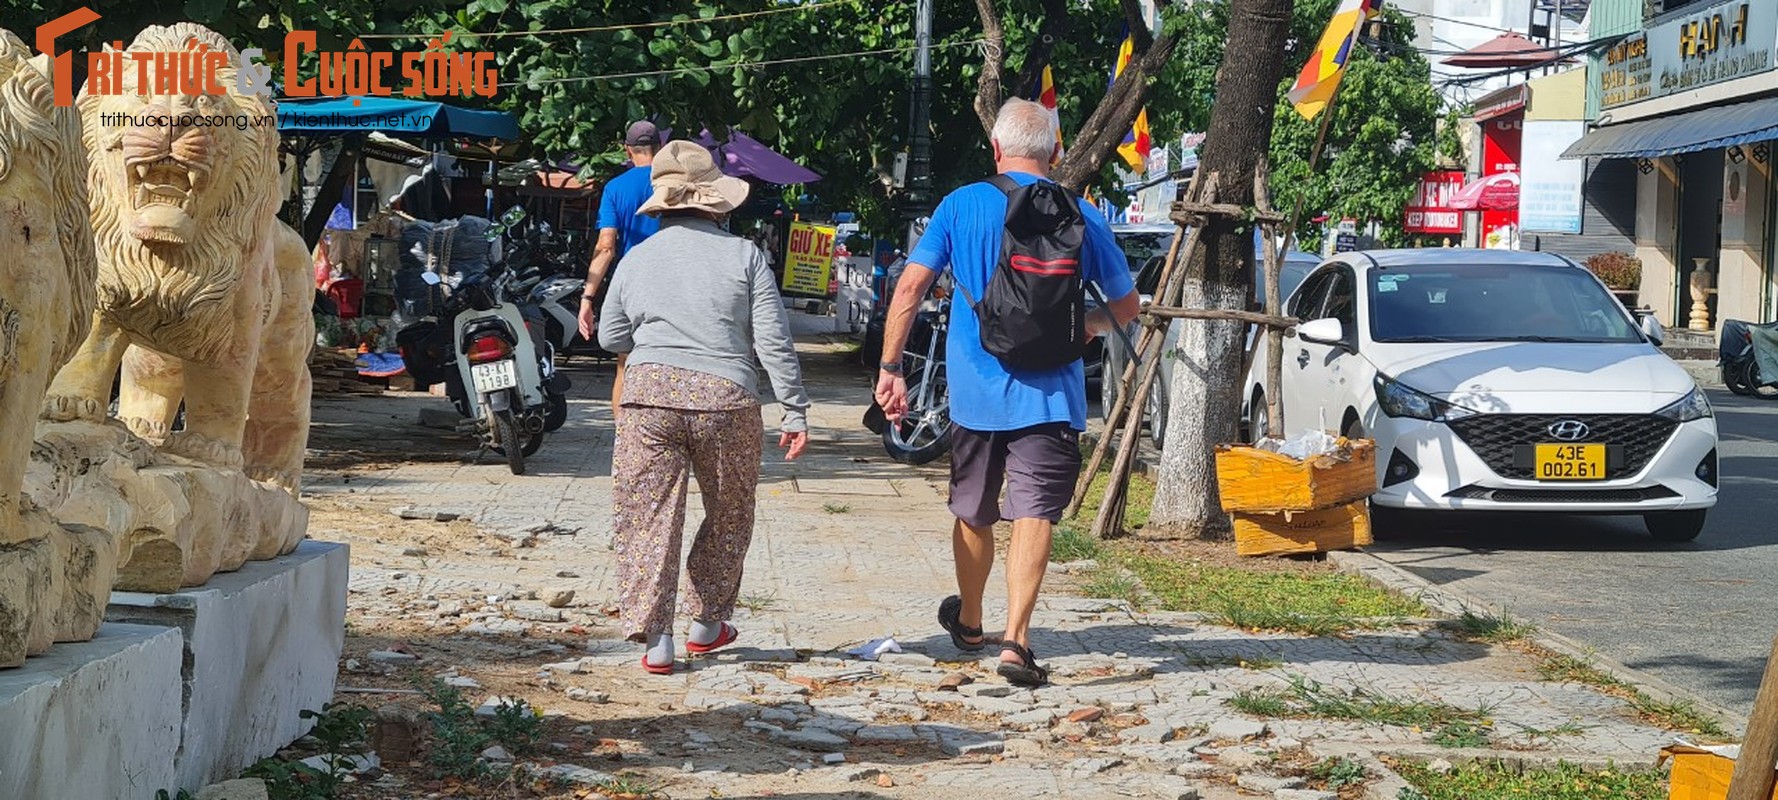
[{"xmin": 1445, "ymin": 414, "xmax": 1680, "ymax": 481}]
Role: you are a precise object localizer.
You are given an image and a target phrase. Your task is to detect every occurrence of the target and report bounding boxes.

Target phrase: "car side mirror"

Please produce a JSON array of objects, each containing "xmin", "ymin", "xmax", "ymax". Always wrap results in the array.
[
  {"xmin": 1639, "ymin": 313, "xmax": 1664, "ymax": 347},
  {"xmin": 1296, "ymin": 317, "xmax": 1345, "ymax": 346}
]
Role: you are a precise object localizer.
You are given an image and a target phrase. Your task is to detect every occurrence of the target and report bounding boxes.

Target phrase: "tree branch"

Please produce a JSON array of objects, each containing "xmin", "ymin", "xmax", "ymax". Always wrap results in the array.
[
  {"xmin": 1051, "ymin": 30, "xmax": 1177, "ymax": 192},
  {"xmin": 1118, "ymin": 0, "xmax": 1154, "ymax": 51},
  {"xmin": 1009, "ymin": 0, "xmax": 1072, "ymax": 99},
  {"xmin": 972, "ymin": 0, "xmax": 1008, "ymax": 138}
]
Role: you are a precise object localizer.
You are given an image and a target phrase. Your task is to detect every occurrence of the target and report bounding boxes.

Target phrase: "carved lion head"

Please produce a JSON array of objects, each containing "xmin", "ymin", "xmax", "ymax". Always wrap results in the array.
[{"xmin": 79, "ymin": 23, "xmax": 277, "ymax": 248}]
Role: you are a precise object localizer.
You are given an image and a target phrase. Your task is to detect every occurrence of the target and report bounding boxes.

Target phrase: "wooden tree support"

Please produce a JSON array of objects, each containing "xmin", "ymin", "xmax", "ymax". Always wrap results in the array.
[
  {"xmin": 1727, "ymin": 634, "xmax": 1778, "ymax": 800},
  {"xmin": 1068, "ymin": 162, "xmax": 1299, "ymax": 541}
]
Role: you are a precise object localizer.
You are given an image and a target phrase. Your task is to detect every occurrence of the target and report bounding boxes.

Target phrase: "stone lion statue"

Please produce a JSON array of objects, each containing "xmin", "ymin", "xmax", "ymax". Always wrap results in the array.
[
  {"xmin": 0, "ymin": 29, "xmax": 108, "ymax": 667},
  {"xmin": 44, "ymin": 22, "xmax": 314, "ymax": 493}
]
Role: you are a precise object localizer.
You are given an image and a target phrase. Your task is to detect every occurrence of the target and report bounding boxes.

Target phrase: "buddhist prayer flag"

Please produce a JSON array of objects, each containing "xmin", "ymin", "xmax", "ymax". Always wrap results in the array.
[
  {"xmin": 1111, "ymin": 31, "xmax": 1152, "ymax": 171},
  {"xmin": 1033, "ymin": 65, "xmax": 1065, "ymax": 165},
  {"xmin": 1288, "ymin": 0, "xmax": 1384, "ymax": 120}
]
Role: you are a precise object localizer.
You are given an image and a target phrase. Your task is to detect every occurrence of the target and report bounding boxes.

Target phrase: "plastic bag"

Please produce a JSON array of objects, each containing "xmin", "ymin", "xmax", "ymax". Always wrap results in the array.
[{"xmin": 1255, "ymin": 429, "xmax": 1344, "ymax": 461}]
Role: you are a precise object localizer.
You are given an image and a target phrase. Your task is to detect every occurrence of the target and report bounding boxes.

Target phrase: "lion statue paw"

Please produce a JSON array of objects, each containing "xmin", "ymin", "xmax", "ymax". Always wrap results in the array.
[
  {"xmin": 164, "ymin": 430, "xmax": 245, "ymax": 469},
  {"xmin": 40, "ymin": 394, "xmax": 108, "ymax": 423},
  {"xmin": 122, "ymin": 416, "xmax": 171, "ymax": 446}
]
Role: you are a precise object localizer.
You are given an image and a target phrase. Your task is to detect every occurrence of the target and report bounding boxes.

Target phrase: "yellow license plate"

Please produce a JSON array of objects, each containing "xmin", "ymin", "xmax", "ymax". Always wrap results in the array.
[{"xmin": 1535, "ymin": 443, "xmax": 1606, "ymax": 481}]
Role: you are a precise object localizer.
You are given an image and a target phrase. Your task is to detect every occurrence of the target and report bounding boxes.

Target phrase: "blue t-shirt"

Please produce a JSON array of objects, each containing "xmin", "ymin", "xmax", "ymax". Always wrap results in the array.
[
  {"xmin": 597, "ymin": 164, "xmax": 662, "ymax": 256},
  {"xmin": 908, "ymin": 172, "xmax": 1134, "ymax": 433}
]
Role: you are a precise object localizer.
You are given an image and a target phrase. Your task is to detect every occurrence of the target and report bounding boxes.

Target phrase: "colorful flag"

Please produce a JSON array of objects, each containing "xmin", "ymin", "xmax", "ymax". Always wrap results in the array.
[
  {"xmin": 1288, "ymin": 0, "xmax": 1384, "ymax": 120},
  {"xmin": 1032, "ymin": 65, "xmax": 1065, "ymax": 165},
  {"xmin": 1111, "ymin": 32, "xmax": 1152, "ymax": 172}
]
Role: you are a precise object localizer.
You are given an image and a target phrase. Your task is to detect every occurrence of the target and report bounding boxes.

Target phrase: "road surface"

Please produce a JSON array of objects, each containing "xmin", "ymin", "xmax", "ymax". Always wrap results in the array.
[{"xmin": 1366, "ymin": 389, "xmax": 1778, "ymax": 718}]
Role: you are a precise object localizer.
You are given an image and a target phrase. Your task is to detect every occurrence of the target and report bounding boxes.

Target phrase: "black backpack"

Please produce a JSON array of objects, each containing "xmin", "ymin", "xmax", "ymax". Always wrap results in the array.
[{"xmin": 953, "ymin": 174, "xmax": 1088, "ymax": 371}]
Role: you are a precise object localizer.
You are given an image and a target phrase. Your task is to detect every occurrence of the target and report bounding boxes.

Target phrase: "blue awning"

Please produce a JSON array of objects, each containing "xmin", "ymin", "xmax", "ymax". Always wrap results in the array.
[
  {"xmin": 276, "ymin": 97, "xmax": 520, "ymax": 141},
  {"xmin": 1562, "ymin": 95, "xmax": 1778, "ymax": 160}
]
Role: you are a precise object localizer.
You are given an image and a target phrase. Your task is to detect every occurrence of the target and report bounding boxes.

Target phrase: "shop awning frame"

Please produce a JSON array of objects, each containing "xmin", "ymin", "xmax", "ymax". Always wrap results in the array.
[{"xmin": 1562, "ymin": 96, "xmax": 1778, "ymax": 160}]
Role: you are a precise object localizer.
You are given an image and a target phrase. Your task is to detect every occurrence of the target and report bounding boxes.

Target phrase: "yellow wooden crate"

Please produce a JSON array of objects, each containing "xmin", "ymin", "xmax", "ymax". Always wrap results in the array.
[
  {"xmin": 1232, "ymin": 500, "xmax": 1372, "ymax": 557},
  {"xmin": 1663, "ymin": 745, "xmax": 1778, "ymax": 800},
  {"xmin": 1215, "ymin": 439, "xmax": 1377, "ymax": 514}
]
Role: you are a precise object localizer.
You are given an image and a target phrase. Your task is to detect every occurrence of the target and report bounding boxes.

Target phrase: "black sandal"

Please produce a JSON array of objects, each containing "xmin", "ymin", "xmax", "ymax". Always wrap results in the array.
[
  {"xmin": 937, "ymin": 595, "xmax": 986, "ymax": 652},
  {"xmin": 997, "ymin": 642, "xmax": 1050, "ymax": 688}
]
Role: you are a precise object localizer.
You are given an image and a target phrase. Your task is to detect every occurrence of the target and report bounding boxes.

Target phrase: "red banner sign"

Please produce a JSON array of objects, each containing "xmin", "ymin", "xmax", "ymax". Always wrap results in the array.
[{"xmin": 1404, "ymin": 170, "xmax": 1466, "ymax": 234}]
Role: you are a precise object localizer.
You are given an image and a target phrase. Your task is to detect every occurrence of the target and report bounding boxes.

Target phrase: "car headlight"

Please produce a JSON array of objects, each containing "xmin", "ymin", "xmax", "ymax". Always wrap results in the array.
[
  {"xmin": 1655, "ymin": 388, "xmax": 1712, "ymax": 422},
  {"xmin": 1373, "ymin": 374, "xmax": 1477, "ymax": 422}
]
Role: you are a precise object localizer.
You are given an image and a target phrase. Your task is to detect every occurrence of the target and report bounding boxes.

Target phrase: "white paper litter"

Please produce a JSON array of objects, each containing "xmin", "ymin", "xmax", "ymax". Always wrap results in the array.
[{"xmin": 847, "ymin": 636, "xmax": 902, "ymax": 660}]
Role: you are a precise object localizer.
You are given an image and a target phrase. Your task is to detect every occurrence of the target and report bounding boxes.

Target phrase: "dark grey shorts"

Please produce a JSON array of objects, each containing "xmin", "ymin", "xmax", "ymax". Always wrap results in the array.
[{"xmin": 948, "ymin": 423, "xmax": 1083, "ymax": 527}]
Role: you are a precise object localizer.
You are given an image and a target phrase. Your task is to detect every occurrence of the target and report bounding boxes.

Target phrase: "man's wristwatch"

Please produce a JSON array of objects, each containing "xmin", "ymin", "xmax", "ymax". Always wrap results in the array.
[{"xmin": 879, "ymin": 361, "xmax": 903, "ymax": 375}]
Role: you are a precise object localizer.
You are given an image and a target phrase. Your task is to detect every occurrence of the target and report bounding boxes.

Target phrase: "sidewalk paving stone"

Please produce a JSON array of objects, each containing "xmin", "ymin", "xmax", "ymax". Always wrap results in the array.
[{"xmin": 302, "ymin": 344, "xmax": 1691, "ymax": 798}]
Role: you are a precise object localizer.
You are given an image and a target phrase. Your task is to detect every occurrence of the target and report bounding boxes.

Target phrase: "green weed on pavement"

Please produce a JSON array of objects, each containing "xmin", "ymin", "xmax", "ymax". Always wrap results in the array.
[
  {"xmin": 1394, "ymin": 759, "xmax": 1665, "ymax": 800},
  {"xmin": 1117, "ymin": 553, "xmax": 1425, "ymax": 635}
]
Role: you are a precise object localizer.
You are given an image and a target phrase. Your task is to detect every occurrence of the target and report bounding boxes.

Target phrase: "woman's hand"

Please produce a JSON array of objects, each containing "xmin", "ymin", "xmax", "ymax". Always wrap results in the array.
[
  {"xmin": 779, "ymin": 430, "xmax": 808, "ymax": 460},
  {"xmin": 577, "ymin": 297, "xmax": 597, "ymax": 339}
]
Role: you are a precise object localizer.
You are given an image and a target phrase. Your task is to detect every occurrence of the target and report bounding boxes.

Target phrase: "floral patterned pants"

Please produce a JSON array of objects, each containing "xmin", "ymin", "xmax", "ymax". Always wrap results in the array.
[{"xmin": 612, "ymin": 404, "xmax": 762, "ymax": 641}]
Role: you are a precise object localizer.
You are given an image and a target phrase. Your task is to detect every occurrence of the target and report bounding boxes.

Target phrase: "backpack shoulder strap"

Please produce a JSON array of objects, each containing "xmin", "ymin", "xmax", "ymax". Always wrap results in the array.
[{"xmin": 985, "ymin": 174, "xmax": 1020, "ymax": 194}]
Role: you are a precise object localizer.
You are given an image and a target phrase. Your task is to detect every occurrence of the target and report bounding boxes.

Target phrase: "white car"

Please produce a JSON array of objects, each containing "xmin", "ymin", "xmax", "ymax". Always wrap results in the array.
[{"xmin": 1245, "ymin": 249, "xmax": 1718, "ymax": 542}]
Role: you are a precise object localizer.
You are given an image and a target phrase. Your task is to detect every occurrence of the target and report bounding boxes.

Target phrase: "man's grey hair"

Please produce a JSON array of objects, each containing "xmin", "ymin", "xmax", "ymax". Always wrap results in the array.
[{"xmin": 991, "ymin": 98, "xmax": 1057, "ymax": 162}]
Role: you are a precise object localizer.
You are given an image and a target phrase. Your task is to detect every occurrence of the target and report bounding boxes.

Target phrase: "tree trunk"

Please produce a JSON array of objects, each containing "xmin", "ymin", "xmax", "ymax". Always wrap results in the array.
[{"xmin": 1148, "ymin": 0, "xmax": 1295, "ymax": 539}]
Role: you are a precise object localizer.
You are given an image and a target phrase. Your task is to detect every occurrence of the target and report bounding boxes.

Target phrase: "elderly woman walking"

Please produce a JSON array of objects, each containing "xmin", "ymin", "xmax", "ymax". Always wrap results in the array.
[{"xmin": 598, "ymin": 140, "xmax": 811, "ymax": 675}]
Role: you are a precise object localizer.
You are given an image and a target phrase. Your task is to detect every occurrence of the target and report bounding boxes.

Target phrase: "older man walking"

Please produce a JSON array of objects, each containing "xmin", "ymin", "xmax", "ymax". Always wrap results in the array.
[
  {"xmin": 580, "ymin": 120, "xmax": 666, "ymax": 414},
  {"xmin": 875, "ymin": 99, "xmax": 1141, "ymax": 686}
]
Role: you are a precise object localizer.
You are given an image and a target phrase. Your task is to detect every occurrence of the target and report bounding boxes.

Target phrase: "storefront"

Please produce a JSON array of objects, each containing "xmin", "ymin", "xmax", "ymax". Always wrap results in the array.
[{"xmin": 1567, "ymin": 0, "xmax": 1778, "ymax": 331}]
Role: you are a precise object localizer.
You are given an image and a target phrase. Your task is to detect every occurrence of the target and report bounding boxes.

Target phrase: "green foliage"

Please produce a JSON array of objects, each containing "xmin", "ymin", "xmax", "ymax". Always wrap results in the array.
[
  {"xmin": 422, "ymin": 680, "xmax": 495, "ymax": 779},
  {"xmin": 1585, "ymin": 251, "xmax": 1643, "ymax": 290},
  {"xmin": 485, "ymin": 696, "xmax": 546, "ymax": 755},
  {"xmin": 1227, "ymin": 674, "xmax": 1491, "ymax": 731},
  {"xmin": 1395, "ymin": 759, "xmax": 1666, "ymax": 800},
  {"xmin": 1308, "ymin": 756, "xmax": 1369, "ymax": 788},
  {"xmin": 1430, "ymin": 719, "xmax": 1492, "ymax": 748},
  {"xmin": 240, "ymin": 702, "xmax": 372, "ymax": 800},
  {"xmin": 1051, "ymin": 520, "xmax": 1101, "ymax": 562},
  {"xmin": 1115, "ymin": 552, "xmax": 1425, "ymax": 635}
]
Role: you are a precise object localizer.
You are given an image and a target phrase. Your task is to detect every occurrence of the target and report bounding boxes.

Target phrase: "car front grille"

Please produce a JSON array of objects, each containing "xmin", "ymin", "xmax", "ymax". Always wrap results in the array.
[
  {"xmin": 1444, "ymin": 414, "xmax": 1679, "ymax": 481},
  {"xmin": 1446, "ymin": 485, "xmax": 1680, "ymax": 504}
]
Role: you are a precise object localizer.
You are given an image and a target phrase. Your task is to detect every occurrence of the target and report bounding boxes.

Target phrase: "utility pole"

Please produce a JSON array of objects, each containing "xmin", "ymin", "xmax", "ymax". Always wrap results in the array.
[{"xmin": 903, "ymin": 0, "xmax": 935, "ymax": 246}]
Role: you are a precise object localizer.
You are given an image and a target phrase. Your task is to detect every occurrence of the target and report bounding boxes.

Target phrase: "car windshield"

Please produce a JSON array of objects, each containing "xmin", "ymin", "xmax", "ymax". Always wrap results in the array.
[{"xmin": 1367, "ymin": 263, "xmax": 1643, "ymax": 344}]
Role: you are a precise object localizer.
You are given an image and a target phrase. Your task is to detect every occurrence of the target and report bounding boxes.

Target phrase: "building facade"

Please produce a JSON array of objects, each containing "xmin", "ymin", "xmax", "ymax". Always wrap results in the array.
[{"xmin": 1569, "ymin": 0, "xmax": 1778, "ymax": 331}]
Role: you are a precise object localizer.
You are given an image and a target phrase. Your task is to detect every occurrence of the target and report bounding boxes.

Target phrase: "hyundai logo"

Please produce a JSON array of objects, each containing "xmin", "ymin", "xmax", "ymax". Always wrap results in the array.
[{"xmin": 1548, "ymin": 420, "xmax": 1592, "ymax": 441}]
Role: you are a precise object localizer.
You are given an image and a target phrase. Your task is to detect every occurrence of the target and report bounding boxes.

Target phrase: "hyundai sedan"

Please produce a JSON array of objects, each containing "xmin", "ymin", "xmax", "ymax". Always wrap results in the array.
[{"xmin": 1246, "ymin": 249, "xmax": 1718, "ymax": 542}]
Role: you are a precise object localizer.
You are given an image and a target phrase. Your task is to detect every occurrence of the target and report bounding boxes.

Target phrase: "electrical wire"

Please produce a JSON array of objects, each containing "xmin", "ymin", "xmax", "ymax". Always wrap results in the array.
[
  {"xmin": 497, "ymin": 39, "xmax": 988, "ymax": 87},
  {"xmin": 1391, "ymin": 7, "xmax": 1582, "ymax": 38},
  {"xmin": 355, "ymin": 1, "xmax": 856, "ymax": 41}
]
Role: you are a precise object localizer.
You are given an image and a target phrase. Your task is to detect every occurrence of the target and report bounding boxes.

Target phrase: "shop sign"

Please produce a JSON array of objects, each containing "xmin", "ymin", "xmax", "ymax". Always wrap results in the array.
[
  {"xmin": 1334, "ymin": 217, "xmax": 1359, "ymax": 253},
  {"xmin": 1601, "ymin": 0, "xmax": 1778, "ymax": 110},
  {"xmin": 1519, "ymin": 121, "xmax": 1586, "ymax": 234},
  {"xmin": 1404, "ymin": 171, "xmax": 1465, "ymax": 235},
  {"xmin": 783, "ymin": 221, "xmax": 837, "ymax": 296},
  {"xmin": 1473, "ymin": 84, "xmax": 1529, "ymax": 122},
  {"xmin": 1481, "ymin": 117, "xmax": 1522, "ymax": 249}
]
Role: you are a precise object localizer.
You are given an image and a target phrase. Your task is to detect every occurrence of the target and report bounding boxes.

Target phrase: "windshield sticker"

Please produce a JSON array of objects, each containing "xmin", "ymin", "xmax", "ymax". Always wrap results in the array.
[
  {"xmin": 1378, "ymin": 281, "xmax": 1399, "ymax": 293},
  {"xmin": 1430, "ymin": 289, "xmax": 1447, "ymax": 303}
]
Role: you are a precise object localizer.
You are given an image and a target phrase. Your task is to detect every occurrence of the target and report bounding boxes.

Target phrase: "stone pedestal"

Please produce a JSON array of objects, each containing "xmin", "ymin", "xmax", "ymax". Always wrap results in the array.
[
  {"xmin": 0, "ymin": 623, "xmax": 184, "ymax": 800},
  {"xmin": 106, "ymin": 540, "xmax": 348, "ymax": 791}
]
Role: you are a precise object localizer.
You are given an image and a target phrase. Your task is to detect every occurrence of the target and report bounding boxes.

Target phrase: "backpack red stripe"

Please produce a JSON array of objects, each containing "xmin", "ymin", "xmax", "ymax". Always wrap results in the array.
[{"xmin": 1010, "ymin": 255, "xmax": 1079, "ymax": 275}]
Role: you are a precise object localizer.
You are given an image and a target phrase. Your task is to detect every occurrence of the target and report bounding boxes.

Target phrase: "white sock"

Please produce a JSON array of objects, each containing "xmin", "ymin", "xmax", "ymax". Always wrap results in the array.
[
  {"xmin": 688, "ymin": 619, "xmax": 725, "ymax": 646},
  {"xmin": 645, "ymin": 633, "xmax": 674, "ymax": 666}
]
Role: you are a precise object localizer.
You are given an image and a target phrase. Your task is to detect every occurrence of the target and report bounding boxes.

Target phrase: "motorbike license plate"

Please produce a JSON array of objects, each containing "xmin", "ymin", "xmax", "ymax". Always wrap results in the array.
[
  {"xmin": 471, "ymin": 359, "xmax": 519, "ymax": 393},
  {"xmin": 1534, "ymin": 443, "xmax": 1605, "ymax": 481}
]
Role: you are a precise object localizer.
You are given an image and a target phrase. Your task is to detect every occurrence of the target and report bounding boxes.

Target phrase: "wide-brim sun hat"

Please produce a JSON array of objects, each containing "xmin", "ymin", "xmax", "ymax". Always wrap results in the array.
[{"xmin": 636, "ymin": 139, "xmax": 751, "ymax": 216}]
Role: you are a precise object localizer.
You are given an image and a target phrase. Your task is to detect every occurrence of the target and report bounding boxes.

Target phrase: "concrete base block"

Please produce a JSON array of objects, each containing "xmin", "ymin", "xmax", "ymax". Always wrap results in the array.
[
  {"xmin": 0, "ymin": 623, "xmax": 184, "ymax": 800},
  {"xmin": 108, "ymin": 540, "xmax": 349, "ymax": 791}
]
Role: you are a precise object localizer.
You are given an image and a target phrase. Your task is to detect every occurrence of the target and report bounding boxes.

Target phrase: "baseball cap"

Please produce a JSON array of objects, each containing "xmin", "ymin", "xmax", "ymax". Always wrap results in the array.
[{"xmin": 624, "ymin": 120, "xmax": 661, "ymax": 147}]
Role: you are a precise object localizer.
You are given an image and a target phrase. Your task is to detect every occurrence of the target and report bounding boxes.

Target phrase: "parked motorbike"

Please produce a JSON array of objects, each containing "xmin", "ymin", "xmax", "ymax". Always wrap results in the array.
[
  {"xmin": 1720, "ymin": 318, "xmax": 1778, "ymax": 399},
  {"xmin": 863, "ymin": 272, "xmax": 954, "ymax": 465},
  {"xmin": 393, "ymin": 208, "xmax": 571, "ymax": 474}
]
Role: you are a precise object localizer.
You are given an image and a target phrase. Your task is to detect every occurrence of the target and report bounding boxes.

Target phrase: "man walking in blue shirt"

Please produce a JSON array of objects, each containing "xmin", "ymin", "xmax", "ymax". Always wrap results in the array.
[
  {"xmin": 580, "ymin": 120, "xmax": 666, "ymax": 415},
  {"xmin": 875, "ymin": 99, "xmax": 1141, "ymax": 686}
]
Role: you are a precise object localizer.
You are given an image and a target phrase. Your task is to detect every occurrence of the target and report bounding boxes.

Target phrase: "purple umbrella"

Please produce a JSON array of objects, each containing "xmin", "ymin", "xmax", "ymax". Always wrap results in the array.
[{"xmin": 694, "ymin": 129, "xmax": 823, "ymax": 185}]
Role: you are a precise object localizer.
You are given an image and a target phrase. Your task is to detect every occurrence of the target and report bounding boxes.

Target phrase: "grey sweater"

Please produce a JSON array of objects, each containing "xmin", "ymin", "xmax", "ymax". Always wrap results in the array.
[{"xmin": 598, "ymin": 217, "xmax": 810, "ymax": 433}]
